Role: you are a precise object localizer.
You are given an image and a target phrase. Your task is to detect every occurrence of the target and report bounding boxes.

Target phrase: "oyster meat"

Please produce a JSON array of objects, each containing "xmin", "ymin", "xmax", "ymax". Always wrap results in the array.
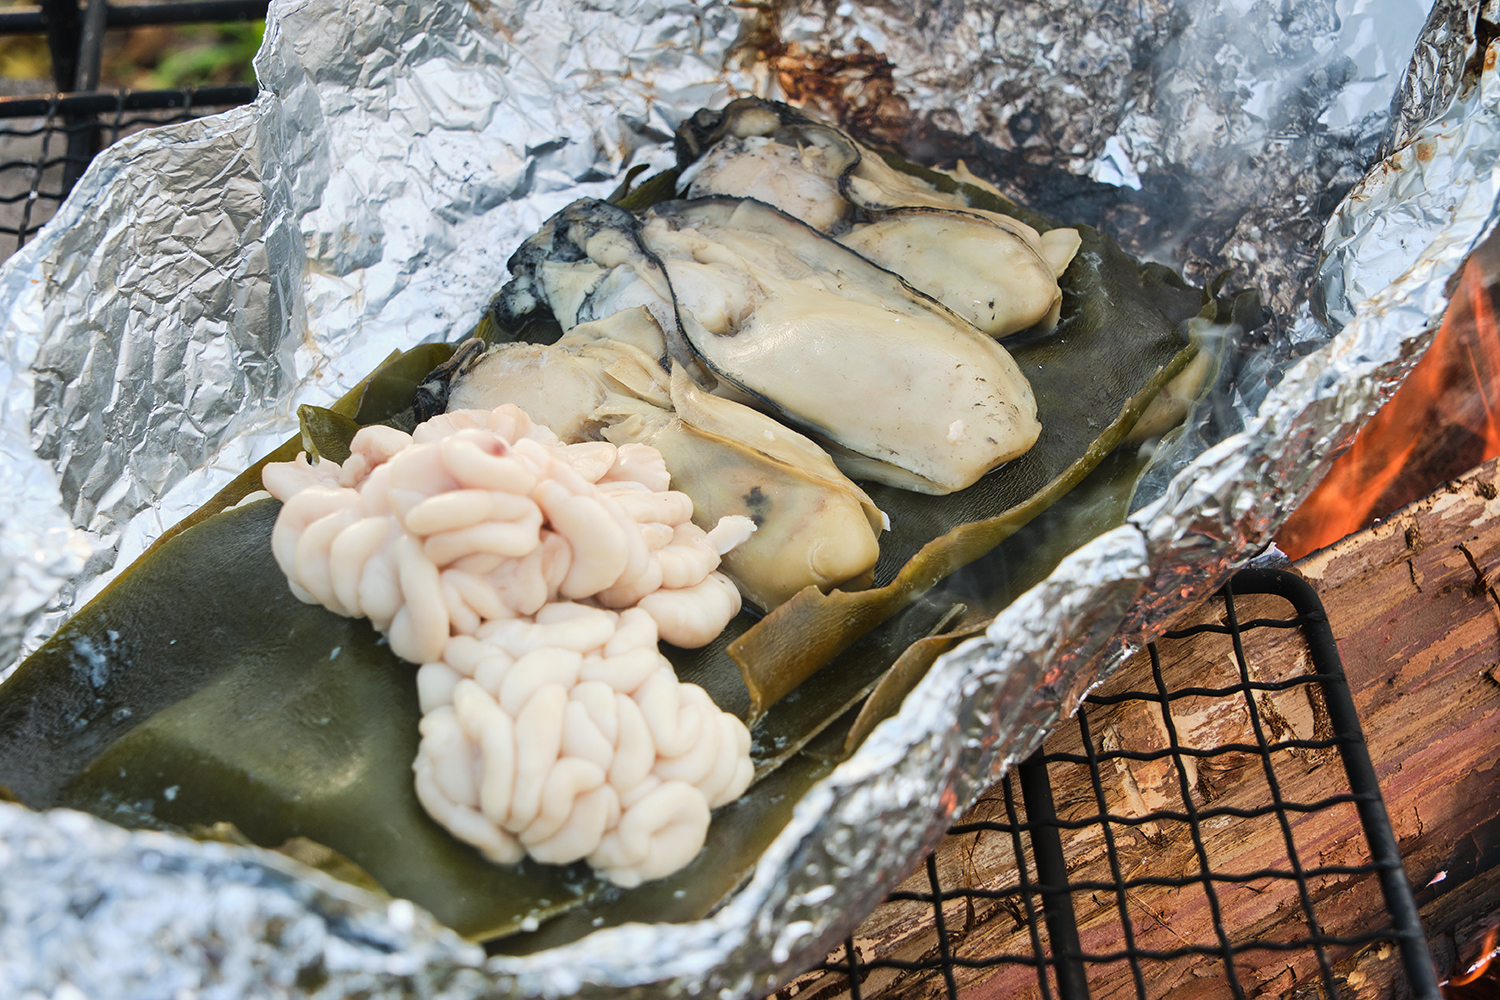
[
  {"xmin": 838, "ymin": 209, "xmax": 1074, "ymax": 337},
  {"xmin": 449, "ymin": 307, "xmax": 885, "ymax": 611},
  {"xmin": 498, "ymin": 196, "xmax": 1041, "ymax": 495},
  {"xmin": 677, "ymin": 98, "xmax": 1081, "ymax": 337},
  {"xmin": 674, "ymin": 103, "xmax": 859, "ymax": 233}
]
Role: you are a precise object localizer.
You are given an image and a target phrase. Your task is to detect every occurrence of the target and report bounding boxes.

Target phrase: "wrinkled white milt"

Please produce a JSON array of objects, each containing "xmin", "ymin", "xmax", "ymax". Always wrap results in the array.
[
  {"xmin": 261, "ymin": 404, "xmax": 756, "ymax": 885},
  {"xmin": 413, "ymin": 603, "xmax": 752, "ymax": 886}
]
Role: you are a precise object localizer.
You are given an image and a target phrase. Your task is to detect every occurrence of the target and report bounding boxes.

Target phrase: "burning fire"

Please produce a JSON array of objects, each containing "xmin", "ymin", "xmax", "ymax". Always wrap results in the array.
[
  {"xmin": 1444, "ymin": 925, "xmax": 1500, "ymax": 999},
  {"xmin": 1278, "ymin": 251, "xmax": 1500, "ymax": 560}
]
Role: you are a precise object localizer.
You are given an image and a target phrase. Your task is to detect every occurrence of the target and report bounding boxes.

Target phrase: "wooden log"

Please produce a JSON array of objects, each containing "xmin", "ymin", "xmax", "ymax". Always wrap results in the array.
[{"xmin": 776, "ymin": 456, "xmax": 1500, "ymax": 1000}]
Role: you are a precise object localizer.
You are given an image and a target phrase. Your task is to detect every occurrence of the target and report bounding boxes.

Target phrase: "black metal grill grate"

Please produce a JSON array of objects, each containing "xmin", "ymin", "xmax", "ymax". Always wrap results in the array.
[
  {"xmin": 0, "ymin": 0, "xmax": 265, "ymax": 262},
  {"xmin": 805, "ymin": 568, "xmax": 1441, "ymax": 1000},
  {"xmin": 0, "ymin": 87, "xmax": 258, "ymax": 258}
]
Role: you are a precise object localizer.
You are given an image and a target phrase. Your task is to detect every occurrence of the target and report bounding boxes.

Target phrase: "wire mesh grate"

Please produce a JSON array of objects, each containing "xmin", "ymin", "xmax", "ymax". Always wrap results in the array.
[
  {"xmin": 792, "ymin": 568, "xmax": 1439, "ymax": 1000},
  {"xmin": 0, "ymin": 0, "xmax": 266, "ymax": 263},
  {"xmin": 0, "ymin": 87, "xmax": 258, "ymax": 262}
]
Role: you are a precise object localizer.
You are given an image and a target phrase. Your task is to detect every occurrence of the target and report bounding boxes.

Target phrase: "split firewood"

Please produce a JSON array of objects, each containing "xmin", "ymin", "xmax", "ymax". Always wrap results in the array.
[{"xmin": 778, "ymin": 456, "xmax": 1500, "ymax": 1000}]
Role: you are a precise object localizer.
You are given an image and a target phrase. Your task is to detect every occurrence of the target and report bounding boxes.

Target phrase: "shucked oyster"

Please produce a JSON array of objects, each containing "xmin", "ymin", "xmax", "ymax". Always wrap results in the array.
[
  {"xmin": 497, "ymin": 196, "xmax": 1041, "ymax": 495},
  {"xmin": 673, "ymin": 101, "xmax": 859, "ymax": 233},
  {"xmin": 839, "ymin": 209, "xmax": 1074, "ymax": 337},
  {"xmin": 449, "ymin": 307, "xmax": 885, "ymax": 610},
  {"xmin": 676, "ymin": 98, "xmax": 1081, "ymax": 338}
]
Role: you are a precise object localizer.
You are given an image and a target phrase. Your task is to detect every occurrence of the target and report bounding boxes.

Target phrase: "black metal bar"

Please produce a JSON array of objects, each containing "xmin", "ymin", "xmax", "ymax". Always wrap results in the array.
[
  {"xmin": 104, "ymin": 0, "xmax": 268, "ymax": 25},
  {"xmin": 1085, "ymin": 674, "xmax": 1339, "ymax": 704},
  {"xmin": 1002, "ymin": 773, "xmax": 1057, "ymax": 1000},
  {"xmin": 1017, "ymin": 753, "xmax": 1090, "ymax": 1000},
  {"xmin": 59, "ymin": 0, "xmax": 109, "ymax": 193},
  {"xmin": 74, "ymin": 0, "xmax": 107, "ymax": 90},
  {"xmin": 1074, "ymin": 707, "xmax": 1151, "ymax": 1000},
  {"xmin": 0, "ymin": 87, "xmax": 260, "ymax": 120},
  {"xmin": 38, "ymin": 0, "xmax": 79, "ymax": 90},
  {"xmin": 11, "ymin": 98, "xmax": 58, "ymax": 254},
  {"xmin": 1043, "ymin": 736, "xmax": 1348, "ymax": 763},
  {"xmin": 0, "ymin": 9, "xmax": 47, "ymax": 32},
  {"xmin": 844, "ymin": 937, "xmax": 864, "ymax": 1000},
  {"xmin": 1164, "ymin": 614, "xmax": 1319, "ymax": 638},
  {"xmin": 0, "ymin": 0, "xmax": 268, "ymax": 34},
  {"xmin": 926, "ymin": 853, "xmax": 961, "ymax": 1000},
  {"xmin": 889, "ymin": 858, "xmax": 1412, "ymax": 901},
  {"xmin": 952, "ymin": 792, "xmax": 1373, "ymax": 833},
  {"xmin": 839, "ymin": 928, "xmax": 1430, "ymax": 971},
  {"xmin": 1220, "ymin": 579, "xmax": 1342, "ymax": 995},
  {"xmin": 1230, "ymin": 568, "xmax": 1445, "ymax": 1000},
  {"xmin": 1148, "ymin": 642, "xmax": 1249, "ymax": 1000}
]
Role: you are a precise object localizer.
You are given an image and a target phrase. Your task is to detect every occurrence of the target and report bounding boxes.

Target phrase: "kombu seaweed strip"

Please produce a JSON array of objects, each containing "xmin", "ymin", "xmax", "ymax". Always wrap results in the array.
[{"xmin": 0, "ymin": 148, "xmax": 1223, "ymax": 947}]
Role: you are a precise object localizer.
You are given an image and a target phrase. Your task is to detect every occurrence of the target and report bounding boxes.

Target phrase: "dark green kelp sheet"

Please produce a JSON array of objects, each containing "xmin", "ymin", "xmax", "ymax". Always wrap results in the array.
[{"xmin": 0, "ymin": 170, "xmax": 1211, "ymax": 946}]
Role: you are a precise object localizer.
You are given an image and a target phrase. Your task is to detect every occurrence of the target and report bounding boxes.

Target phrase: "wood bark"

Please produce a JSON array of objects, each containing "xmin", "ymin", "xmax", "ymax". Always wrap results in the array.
[{"xmin": 776, "ymin": 457, "xmax": 1500, "ymax": 1000}]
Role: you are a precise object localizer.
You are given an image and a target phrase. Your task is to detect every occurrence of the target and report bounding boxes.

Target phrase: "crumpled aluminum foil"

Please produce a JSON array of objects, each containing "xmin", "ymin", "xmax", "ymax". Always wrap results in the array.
[{"xmin": 2, "ymin": 0, "xmax": 1497, "ymax": 995}]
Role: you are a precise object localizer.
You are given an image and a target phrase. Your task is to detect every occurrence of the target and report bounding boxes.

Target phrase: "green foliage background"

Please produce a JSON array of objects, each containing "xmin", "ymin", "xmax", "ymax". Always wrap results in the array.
[{"xmin": 0, "ymin": 5, "xmax": 262, "ymax": 90}]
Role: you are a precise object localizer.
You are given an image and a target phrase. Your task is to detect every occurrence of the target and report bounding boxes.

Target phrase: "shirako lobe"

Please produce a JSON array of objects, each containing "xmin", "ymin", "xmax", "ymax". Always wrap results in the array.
[{"xmin": 258, "ymin": 408, "xmax": 757, "ymax": 887}]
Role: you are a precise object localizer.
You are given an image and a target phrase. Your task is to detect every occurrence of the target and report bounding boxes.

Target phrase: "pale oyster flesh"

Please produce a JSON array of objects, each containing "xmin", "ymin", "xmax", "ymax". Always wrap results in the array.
[
  {"xmin": 449, "ymin": 308, "xmax": 883, "ymax": 610},
  {"xmin": 495, "ymin": 196, "xmax": 1041, "ymax": 494},
  {"xmin": 838, "ymin": 209, "xmax": 1072, "ymax": 337},
  {"xmin": 636, "ymin": 198, "xmax": 1041, "ymax": 494},
  {"xmin": 675, "ymin": 98, "xmax": 1080, "ymax": 338},
  {"xmin": 675, "ymin": 103, "xmax": 859, "ymax": 234},
  {"xmin": 599, "ymin": 368, "xmax": 885, "ymax": 610},
  {"xmin": 494, "ymin": 200, "xmax": 682, "ymax": 362}
]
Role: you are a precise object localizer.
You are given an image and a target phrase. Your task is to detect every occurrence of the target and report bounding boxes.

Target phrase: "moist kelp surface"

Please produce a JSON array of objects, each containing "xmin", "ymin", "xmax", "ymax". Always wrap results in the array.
[{"xmin": 0, "ymin": 160, "xmax": 1212, "ymax": 947}]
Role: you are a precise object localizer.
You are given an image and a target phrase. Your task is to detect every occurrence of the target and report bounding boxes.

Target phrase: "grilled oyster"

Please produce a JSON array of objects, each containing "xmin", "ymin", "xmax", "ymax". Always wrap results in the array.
[
  {"xmin": 674, "ymin": 102, "xmax": 860, "ymax": 233},
  {"xmin": 676, "ymin": 98, "xmax": 1080, "ymax": 337},
  {"xmin": 498, "ymin": 196, "xmax": 1041, "ymax": 494},
  {"xmin": 448, "ymin": 307, "xmax": 884, "ymax": 610},
  {"xmin": 838, "ymin": 209, "xmax": 1075, "ymax": 337},
  {"xmin": 637, "ymin": 198, "xmax": 1041, "ymax": 493},
  {"xmin": 600, "ymin": 366, "xmax": 885, "ymax": 610}
]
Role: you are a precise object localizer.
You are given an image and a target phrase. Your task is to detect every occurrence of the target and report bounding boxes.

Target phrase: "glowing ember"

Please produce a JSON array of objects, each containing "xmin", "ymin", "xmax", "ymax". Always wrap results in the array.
[{"xmin": 1278, "ymin": 247, "xmax": 1500, "ymax": 560}]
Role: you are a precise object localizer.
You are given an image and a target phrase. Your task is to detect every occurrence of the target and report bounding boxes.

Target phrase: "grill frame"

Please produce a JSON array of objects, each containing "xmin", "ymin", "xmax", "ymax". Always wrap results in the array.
[
  {"xmin": 0, "ymin": 0, "xmax": 265, "ymax": 260},
  {"xmin": 807, "ymin": 569, "xmax": 1443, "ymax": 1000}
]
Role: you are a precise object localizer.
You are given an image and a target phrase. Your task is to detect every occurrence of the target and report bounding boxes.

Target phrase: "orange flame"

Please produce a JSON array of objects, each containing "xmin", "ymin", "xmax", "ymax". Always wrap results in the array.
[
  {"xmin": 1450, "ymin": 927, "xmax": 1500, "ymax": 988},
  {"xmin": 1278, "ymin": 254, "xmax": 1500, "ymax": 560},
  {"xmin": 1444, "ymin": 926, "xmax": 1500, "ymax": 999}
]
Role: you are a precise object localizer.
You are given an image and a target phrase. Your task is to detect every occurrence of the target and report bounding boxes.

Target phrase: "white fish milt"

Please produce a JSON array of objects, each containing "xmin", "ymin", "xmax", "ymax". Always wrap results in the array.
[
  {"xmin": 412, "ymin": 603, "xmax": 753, "ymax": 885},
  {"xmin": 260, "ymin": 403, "xmax": 755, "ymax": 885}
]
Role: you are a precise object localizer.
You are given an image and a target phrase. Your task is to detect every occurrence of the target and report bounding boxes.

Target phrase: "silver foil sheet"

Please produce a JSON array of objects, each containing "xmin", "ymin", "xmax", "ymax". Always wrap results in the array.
[{"xmin": 2, "ymin": 0, "xmax": 1498, "ymax": 995}]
